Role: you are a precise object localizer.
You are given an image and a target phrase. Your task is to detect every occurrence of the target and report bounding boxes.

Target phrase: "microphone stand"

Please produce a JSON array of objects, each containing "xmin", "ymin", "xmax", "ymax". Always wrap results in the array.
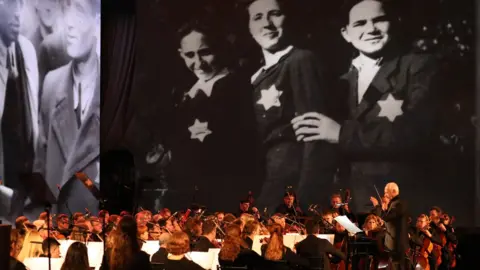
[{"xmin": 45, "ymin": 203, "xmax": 52, "ymax": 270}]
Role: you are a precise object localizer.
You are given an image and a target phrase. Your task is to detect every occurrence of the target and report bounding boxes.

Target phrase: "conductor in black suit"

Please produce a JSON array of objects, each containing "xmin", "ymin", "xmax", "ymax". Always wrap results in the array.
[
  {"xmin": 295, "ymin": 220, "xmax": 346, "ymax": 270},
  {"xmin": 371, "ymin": 182, "xmax": 408, "ymax": 270},
  {"xmin": 292, "ymin": 0, "xmax": 443, "ymax": 216}
]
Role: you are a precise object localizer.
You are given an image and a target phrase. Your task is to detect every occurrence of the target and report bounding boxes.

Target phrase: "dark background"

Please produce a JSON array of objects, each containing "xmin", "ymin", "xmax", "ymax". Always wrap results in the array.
[{"xmin": 101, "ymin": 0, "xmax": 477, "ymax": 226}]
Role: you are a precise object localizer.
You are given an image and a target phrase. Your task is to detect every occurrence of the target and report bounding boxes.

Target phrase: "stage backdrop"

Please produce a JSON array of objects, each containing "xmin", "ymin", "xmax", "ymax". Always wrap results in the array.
[
  {"xmin": 0, "ymin": 0, "xmax": 101, "ymax": 223},
  {"xmin": 101, "ymin": 0, "xmax": 477, "ymax": 226}
]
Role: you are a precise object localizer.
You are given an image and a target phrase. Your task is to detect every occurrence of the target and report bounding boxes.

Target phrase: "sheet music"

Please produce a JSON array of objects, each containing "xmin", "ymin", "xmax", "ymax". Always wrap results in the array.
[{"xmin": 334, "ymin": 215, "xmax": 362, "ymax": 234}]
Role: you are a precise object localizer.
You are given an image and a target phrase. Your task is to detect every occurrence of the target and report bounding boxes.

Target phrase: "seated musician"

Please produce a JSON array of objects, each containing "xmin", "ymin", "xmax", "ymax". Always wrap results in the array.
[
  {"xmin": 237, "ymin": 199, "xmax": 258, "ymax": 217},
  {"xmin": 55, "ymin": 214, "xmax": 71, "ymax": 239},
  {"xmin": 39, "ymin": 237, "xmax": 61, "ymax": 258},
  {"xmin": 360, "ymin": 215, "xmax": 387, "ymax": 269},
  {"xmin": 232, "ymin": 218, "xmax": 245, "ymax": 232},
  {"xmin": 275, "ymin": 192, "xmax": 304, "ymax": 217},
  {"xmin": 243, "ymin": 220, "xmax": 261, "ymax": 249},
  {"xmin": 185, "ymin": 218, "xmax": 203, "ymax": 248},
  {"xmin": 165, "ymin": 232, "xmax": 204, "ymax": 270},
  {"xmin": 159, "ymin": 208, "xmax": 172, "ymax": 219},
  {"xmin": 215, "ymin": 212, "xmax": 225, "ymax": 223},
  {"xmin": 330, "ymin": 193, "xmax": 355, "ymax": 222},
  {"xmin": 98, "ymin": 210, "xmax": 110, "ymax": 224},
  {"xmin": 149, "ymin": 223, "xmax": 162, "ymax": 240},
  {"xmin": 151, "ymin": 233, "xmax": 171, "ymax": 264},
  {"xmin": 89, "ymin": 216, "xmax": 104, "ymax": 241},
  {"xmin": 219, "ymin": 224, "xmax": 265, "ymax": 269},
  {"xmin": 72, "ymin": 212, "xmax": 85, "ymax": 224},
  {"xmin": 192, "ymin": 219, "xmax": 218, "ymax": 251},
  {"xmin": 409, "ymin": 214, "xmax": 443, "ymax": 270},
  {"xmin": 70, "ymin": 222, "xmax": 90, "ymax": 242},
  {"xmin": 260, "ymin": 223, "xmax": 309, "ymax": 269},
  {"xmin": 138, "ymin": 225, "xmax": 150, "ymax": 241},
  {"xmin": 270, "ymin": 214, "xmax": 287, "ymax": 231},
  {"xmin": 119, "ymin": 210, "xmax": 131, "ymax": 217},
  {"xmin": 10, "ymin": 229, "xmax": 26, "ymax": 270},
  {"xmin": 15, "ymin": 216, "xmax": 30, "ymax": 230},
  {"xmin": 321, "ymin": 210, "xmax": 336, "ymax": 234},
  {"xmin": 296, "ymin": 220, "xmax": 346, "ymax": 270},
  {"xmin": 429, "ymin": 207, "xmax": 458, "ymax": 270},
  {"xmin": 333, "ymin": 221, "xmax": 348, "ymax": 245}
]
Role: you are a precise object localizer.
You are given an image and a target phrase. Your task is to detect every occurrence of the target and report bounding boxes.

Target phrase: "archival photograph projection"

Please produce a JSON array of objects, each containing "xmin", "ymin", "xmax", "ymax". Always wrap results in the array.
[{"xmin": 0, "ymin": 0, "xmax": 100, "ymax": 224}]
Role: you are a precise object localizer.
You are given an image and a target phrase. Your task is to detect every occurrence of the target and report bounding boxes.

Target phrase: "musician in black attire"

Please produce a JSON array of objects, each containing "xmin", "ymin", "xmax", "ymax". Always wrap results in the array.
[
  {"xmin": 192, "ymin": 220, "xmax": 217, "ymax": 252},
  {"xmin": 151, "ymin": 233, "xmax": 171, "ymax": 264},
  {"xmin": 429, "ymin": 208, "xmax": 458, "ymax": 270},
  {"xmin": 409, "ymin": 214, "xmax": 443, "ymax": 270},
  {"xmin": 330, "ymin": 193, "xmax": 356, "ymax": 222},
  {"xmin": 165, "ymin": 232, "xmax": 204, "ymax": 270},
  {"xmin": 371, "ymin": 183, "xmax": 409, "ymax": 270},
  {"xmin": 296, "ymin": 220, "xmax": 346, "ymax": 270},
  {"xmin": 55, "ymin": 214, "xmax": 71, "ymax": 238},
  {"xmin": 274, "ymin": 192, "xmax": 303, "ymax": 217},
  {"xmin": 237, "ymin": 199, "xmax": 258, "ymax": 217}
]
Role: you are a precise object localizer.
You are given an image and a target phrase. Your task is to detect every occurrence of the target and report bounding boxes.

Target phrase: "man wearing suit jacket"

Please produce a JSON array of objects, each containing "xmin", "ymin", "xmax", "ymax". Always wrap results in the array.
[
  {"xmin": 373, "ymin": 183, "xmax": 409, "ymax": 269},
  {"xmin": 292, "ymin": 0, "xmax": 442, "ymax": 216},
  {"xmin": 0, "ymin": 0, "xmax": 40, "ymax": 222},
  {"xmin": 35, "ymin": 0, "xmax": 100, "ymax": 215},
  {"xmin": 296, "ymin": 220, "xmax": 346, "ymax": 270}
]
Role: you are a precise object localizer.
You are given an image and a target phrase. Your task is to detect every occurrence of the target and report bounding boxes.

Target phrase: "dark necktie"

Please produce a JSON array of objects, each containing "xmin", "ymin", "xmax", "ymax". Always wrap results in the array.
[{"xmin": 75, "ymin": 83, "xmax": 82, "ymax": 128}]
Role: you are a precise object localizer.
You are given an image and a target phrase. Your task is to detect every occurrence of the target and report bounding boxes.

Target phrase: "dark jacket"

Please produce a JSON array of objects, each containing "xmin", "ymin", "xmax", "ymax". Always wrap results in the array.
[
  {"xmin": 380, "ymin": 196, "xmax": 409, "ymax": 258},
  {"xmin": 296, "ymin": 234, "xmax": 346, "ymax": 270}
]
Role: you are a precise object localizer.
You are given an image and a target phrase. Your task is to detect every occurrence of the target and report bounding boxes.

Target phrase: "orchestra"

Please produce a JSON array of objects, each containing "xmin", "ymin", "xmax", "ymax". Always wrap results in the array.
[{"xmin": 7, "ymin": 182, "xmax": 461, "ymax": 270}]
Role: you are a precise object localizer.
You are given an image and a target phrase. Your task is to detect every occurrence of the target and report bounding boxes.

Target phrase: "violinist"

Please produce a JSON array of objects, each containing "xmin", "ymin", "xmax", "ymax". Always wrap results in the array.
[
  {"xmin": 360, "ymin": 215, "xmax": 387, "ymax": 269},
  {"xmin": 409, "ymin": 214, "xmax": 443, "ymax": 270},
  {"xmin": 330, "ymin": 193, "xmax": 355, "ymax": 222},
  {"xmin": 149, "ymin": 223, "xmax": 162, "ymax": 240},
  {"xmin": 89, "ymin": 216, "xmax": 104, "ymax": 242},
  {"xmin": 192, "ymin": 219, "xmax": 218, "ymax": 251},
  {"xmin": 98, "ymin": 210, "xmax": 110, "ymax": 224},
  {"xmin": 55, "ymin": 214, "xmax": 71, "ymax": 239},
  {"xmin": 39, "ymin": 237, "xmax": 61, "ymax": 258},
  {"xmin": 243, "ymin": 220, "xmax": 261, "ymax": 249},
  {"xmin": 321, "ymin": 210, "xmax": 336, "ymax": 234},
  {"xmin": 429, "ymin": 207, "xmax": 457, "ymax": 270},
  {"xmin": 275, "ymin": 192, "xmax": 304, "ymax": 217},
  {"xmin": 185, "ymin": 217, "xmax": 203, "ymax": 248}
]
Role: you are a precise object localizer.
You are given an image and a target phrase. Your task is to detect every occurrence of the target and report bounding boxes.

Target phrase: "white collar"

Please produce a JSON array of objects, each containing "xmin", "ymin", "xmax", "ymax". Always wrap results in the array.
[
  {"xmin": 251, "ymin": 46, "xmax": 294, "ymax": 83},
  {"xmin": 263, "ymin": 45, "xmax": 294, "ymax": 69},
  {"xmin": 352, "ymin": 53, "xmax": 383, "ymax": 71},
  {"xmin": 187, "ymin": 69, "xmax": 229, "ymax": 99}
]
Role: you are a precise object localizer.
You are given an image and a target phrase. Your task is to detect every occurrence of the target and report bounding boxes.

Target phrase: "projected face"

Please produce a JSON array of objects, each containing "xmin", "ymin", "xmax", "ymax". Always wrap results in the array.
[
  {"xmin": 179, "ymin": 30, "xmax": 219, "ymax": 81},
  {"xmin": 341, "ymin": 0, "xmax": 392, "ymax": 58},
  {"xmin": 0, "ymin": 0, "xmax": 23, "ymax": 45},
  {"xmin": 36, "ymin": 0, "xmax": 59, "ymax": 28},
  {"xmin": 248, "ymin": 0, "xmax": 287, "ymax": 53},
  {"xmin": 65, "ymin": 0, "xmax": 97, "ymax": 59}
]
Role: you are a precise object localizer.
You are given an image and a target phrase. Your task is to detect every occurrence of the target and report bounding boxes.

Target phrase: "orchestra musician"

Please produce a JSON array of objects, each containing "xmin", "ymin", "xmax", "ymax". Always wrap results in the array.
[
  {"xmin": 296, "ymin": 220, "xmax": 346, "ymax": 270},
  {"xmin": 55, "ymin": 214, "xmax": 71, "ymax": 239},
  {"xmin": 275, "ymin": 191, "xmax": 304, "ymax": 217},
  {"xmin": 429, "ymin": 207, "xmax": 458, "ymax": 270},
  {"xmin": 237, "ymin": 199, "xmax": 259, "ymax": 217},
  {"xmin": 192, "ymin": 219, "xmax": 219, "ymax": 251},
  {"xmin": 409, "ymin": 214, "xmax": 443, "ymax": 270},
  {"xmin": 330, "ymin": 193, "xmax": 355, "ymax": 222},
  {"xmin": 359, "ymin": 214, "xmax": 387, "ymax": 269}
]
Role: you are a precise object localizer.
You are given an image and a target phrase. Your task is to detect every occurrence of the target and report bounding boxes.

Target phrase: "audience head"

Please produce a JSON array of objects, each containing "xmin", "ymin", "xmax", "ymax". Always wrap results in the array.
[{"xmin": 61, "ymin": 242, "xmax": 90, "ymax": 270}]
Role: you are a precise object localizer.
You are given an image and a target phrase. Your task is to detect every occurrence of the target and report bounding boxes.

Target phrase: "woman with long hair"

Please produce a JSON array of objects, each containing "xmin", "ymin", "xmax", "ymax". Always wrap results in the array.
[
  {"xmin": 60, "ymin": 242, "xmax": 90, "ymax": 270},
  {"xmin": 102, "ymin": 216, "xmax": 151, "ymax": 270},
  {"xmin": 164, "ymin": 231, "xmax": 203, "ymax": 270},
  {"xmin": 261, "ymin": 223, "xmax": 308, "ymax": 269},
  {"xmin": 237, "ymin": 0, "xmax": 337, "ymax": 213},
  {"xmin": 219, "ymin": 224, "xmax": 264, "ymax": 269}
]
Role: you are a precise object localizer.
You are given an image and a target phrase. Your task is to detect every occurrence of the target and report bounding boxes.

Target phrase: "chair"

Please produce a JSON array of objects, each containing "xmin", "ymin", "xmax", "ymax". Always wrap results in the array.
[
  {"xmin": 217, "ymin": 265, "xmax": 248, "ymax": 269},
  {"xmin": 151, "ymin": 262, "xmax": 165, "ymax": 270}
]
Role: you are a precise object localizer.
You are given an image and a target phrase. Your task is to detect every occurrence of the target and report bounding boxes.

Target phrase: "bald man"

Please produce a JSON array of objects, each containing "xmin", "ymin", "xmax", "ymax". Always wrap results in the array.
[{"xmin": 371, "ymin": 182, "xmax": 409, "ymax": 269}]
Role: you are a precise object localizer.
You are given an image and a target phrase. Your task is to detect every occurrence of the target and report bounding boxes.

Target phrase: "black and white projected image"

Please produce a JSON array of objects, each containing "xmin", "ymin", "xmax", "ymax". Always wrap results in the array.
[{"xmin": 0, "ymin": 0, "xmax": 101, "ymax": 224}]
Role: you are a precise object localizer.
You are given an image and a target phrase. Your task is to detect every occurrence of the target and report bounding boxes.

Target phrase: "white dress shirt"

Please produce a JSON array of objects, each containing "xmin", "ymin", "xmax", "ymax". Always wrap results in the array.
[
  {"xmin": 251, "ymin": 45, "xmax": 294, "ymax": 83},
  {"xmin": 352, "ymin": 54, "xmax": 383, "ymax": 104},
  {"xmin": 72, "ymin": 58, "xmax": 98, "ymax": 121}
]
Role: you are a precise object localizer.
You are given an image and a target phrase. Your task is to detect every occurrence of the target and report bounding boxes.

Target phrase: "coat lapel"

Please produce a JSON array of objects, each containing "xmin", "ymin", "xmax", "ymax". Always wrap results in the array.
[
  {"xmin": 51, "ymin": 63, "xmax": 76, "ymax": 161},
  {"xmin": 63, "ymin": 71, "xmax": 100, "ymax": 185},
  {"xmin": 353, "ymin": 56, "xmax": 400, "ymax": 120},
  {"xmin": 251, "ymin": 48, "xmax": 294, "ymax": 88}
]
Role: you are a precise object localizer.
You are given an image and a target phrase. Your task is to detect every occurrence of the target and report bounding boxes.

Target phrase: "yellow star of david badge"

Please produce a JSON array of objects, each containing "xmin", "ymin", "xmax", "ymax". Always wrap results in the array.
[
  {"xmin": 257, "ymin": 85, "xmax": 283, "ymax": 111},
  {"xmin": 188, "ymin": 119, "xmax": 212, "ymax": 142},
  {"xmin": 377, "ymin": 94, "xmax": 404, "ymax": 122}
]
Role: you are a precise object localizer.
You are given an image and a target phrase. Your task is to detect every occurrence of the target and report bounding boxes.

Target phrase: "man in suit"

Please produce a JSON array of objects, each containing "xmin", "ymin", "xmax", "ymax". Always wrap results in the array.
[
  {"xmin": 296, "ymin": 220, "xmax": 346, "ymax": 270},
  {"xmin": 292, "ymin": 0, "xmax": 442, "ymax": 216},
  {"xmin": 35, "ymin": 0, "xmax": 100, "ymax": 215},
  {"xmin": 0, "ymin": 0, "xmax": 40, "ymax": 223},
  {"xmin": 371, "ymin": 182, "xmax": 409, "ymax": 270}
]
